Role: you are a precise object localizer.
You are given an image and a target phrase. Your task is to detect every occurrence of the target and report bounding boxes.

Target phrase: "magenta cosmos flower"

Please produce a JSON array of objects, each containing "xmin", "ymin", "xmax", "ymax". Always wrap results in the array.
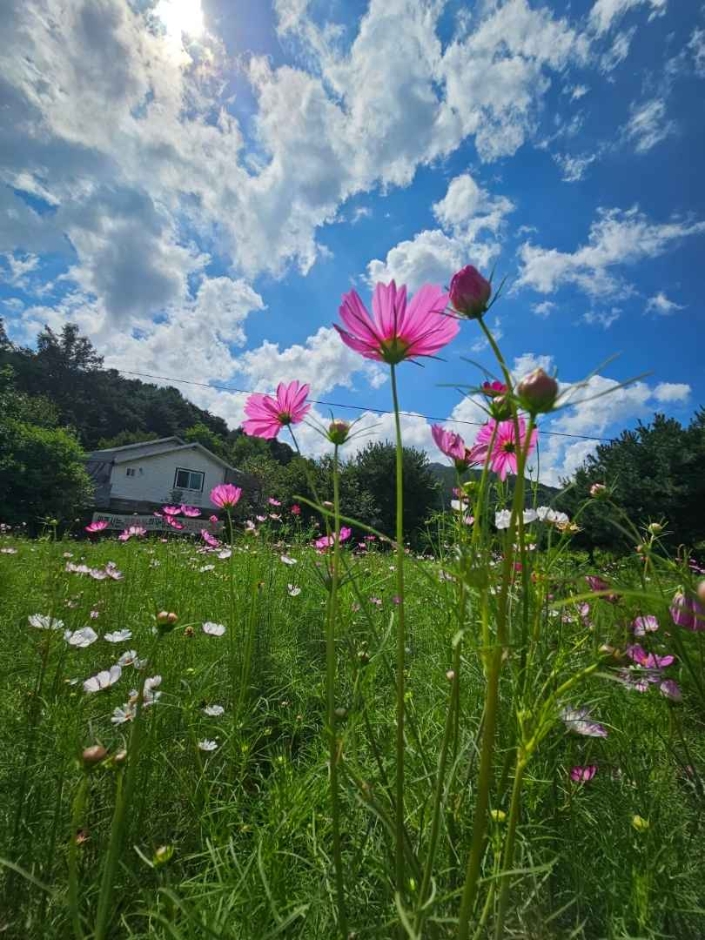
[
  {"xmin": 118, "ymin": 525, "xmax": 147, "ymax": 541},
  {"xmin": 85, "ymin": 520, "xmax": 109, "ymax": 534},
  {"xmin": 210, "ymin": 484, "xmax": 242, "ymax": 510},
  {"xmin": 314, "ymin": 526, "xmax": 352, "ymax": 550},
  {"xmin": 473, "ymin": 417, "xmax": 538, "ymax": 482},
  {"xmin": 334, "ymin": 281, "xmax": 458, "ymax": 365},
  {"xmin": 449, "ymin": 265, "xmax": 492, "ymax": 320},
  {"xmin": 180, "ymin": 505, "xmax": 201, "ymax": 517},
  {"xmin": 570, "ymin": 764, "xmax": 597, "ymax": 783},
  {"xmin": 242, "ymin": 380, "xmax": 310, "ymax": 440}
]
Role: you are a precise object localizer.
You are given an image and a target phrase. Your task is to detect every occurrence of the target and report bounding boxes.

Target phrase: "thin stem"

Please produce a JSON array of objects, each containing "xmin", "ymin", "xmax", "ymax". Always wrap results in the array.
[
  {"xmin": 328, "ymin": 444, "xmax": 348, "ymax": 937},
  {"xmin": 493, "ymin": 757, "xmax": 527, "ymax": 938},
  {"xmin": 68, "ymin": 776, "xmax": 89, "ymax": 939},
  {"xmin": 390, "ymin": 363, "xmax": 407, "ymax": 900}
]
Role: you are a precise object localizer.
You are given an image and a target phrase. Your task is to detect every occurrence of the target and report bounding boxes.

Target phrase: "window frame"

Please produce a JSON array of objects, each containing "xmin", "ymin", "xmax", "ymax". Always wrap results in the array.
[
  {"xmin": 126, "ymin": 467, "xmax": 136, "ymax": 477},
  {"xmin": 173, "ymin": 467, "xmax": 205, "ymax": 493}
]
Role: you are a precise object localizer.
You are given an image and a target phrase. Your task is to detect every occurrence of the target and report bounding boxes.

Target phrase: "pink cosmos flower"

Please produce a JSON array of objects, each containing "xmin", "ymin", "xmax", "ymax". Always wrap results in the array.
[
  {"xmin": 210, "ymin": 484, "xmax": 242, "ymax": 510},
  {"xmin": 290, "ymin": 504, "xmax": 302, "ymax": 515},
  {"xmin": 334, "ymin": 280, "xmax": 457, "ymax": 364},
  {"xmin": 201, "ymin": 529, "xmax": 220, "ymax": 548},
  {"xmin": 570, "ymin": 765, "xmax": 597, "ymax": 783},
  {"xmin": 162, "ymin": 506, "xmax": 182, "ymax": 516},
  {"xmin": 118, "ymin": 526, "xmax": 147, "ymax": 541},
  {"xmin": 181, "ymin": 505, "xmax": 201, "ymax": 517},
  {"xmin": 164, "ymin": 515, "xmax": 184, "ymax": 530},
  {"xmin": 243, "ymin": 381, "xmax": 310, "ymax": 439},
  {"xmin": 431, "ymin": 424, "xmax": 479, "ymax": 471},
  {"xmin": 626, "ymin": 644, "xmax": 675, "ymax": 669},
  {"xmin": 314, "ymin": 526, "xmax": 352, "ymax": 550},
  {"xmin": 85, "ymin": 520, "xmax": 109, "ymax": 533},
  {"xmin": 585, "ymin": 575, "xmax": 619, "ymax": 603},
  {"xmin": 473, "ymin": 418, "xmax": 538, "ymax": 482},
  {"xmin": 670, "ymin": 590, "xmax": 705, "ymax": 632},
  {"xmin": 268, "ymin": 497, "xmax": 282, "ymax": 506}
]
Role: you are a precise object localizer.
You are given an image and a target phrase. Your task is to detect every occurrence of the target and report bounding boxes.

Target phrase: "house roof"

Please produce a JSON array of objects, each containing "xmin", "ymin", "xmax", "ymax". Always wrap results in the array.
[{"xmin": 88, "ymin": 438, "xmax": 239, "ymax": 473}]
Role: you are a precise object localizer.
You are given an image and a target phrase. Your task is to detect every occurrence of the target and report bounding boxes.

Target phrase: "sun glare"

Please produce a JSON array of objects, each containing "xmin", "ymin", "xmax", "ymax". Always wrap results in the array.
[{"xmin": 154, "ymin": 0, "xmax": 205, "ymax": 40}]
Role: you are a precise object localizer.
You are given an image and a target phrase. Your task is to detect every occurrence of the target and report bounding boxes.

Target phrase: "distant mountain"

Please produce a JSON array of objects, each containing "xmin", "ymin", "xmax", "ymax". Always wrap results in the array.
[{"xmin": 429, "ymin": 462, "xmax": 560, "ymax": 508}]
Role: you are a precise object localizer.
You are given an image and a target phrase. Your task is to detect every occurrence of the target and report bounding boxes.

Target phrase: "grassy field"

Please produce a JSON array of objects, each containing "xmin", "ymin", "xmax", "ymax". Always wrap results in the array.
[{"xmin": 1, "ymin": 521, "xmax": 704, "ymax": 939}]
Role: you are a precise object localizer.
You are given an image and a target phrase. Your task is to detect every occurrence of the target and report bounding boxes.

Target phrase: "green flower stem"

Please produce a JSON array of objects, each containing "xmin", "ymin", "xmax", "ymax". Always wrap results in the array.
[
  {"xmin": 94, "ymin": 636, "xmax": 159, "ymax": 940},
  {"xmin": 328, "ymin": 443, "xmax": 348, "ymax": 938},
  {"xmin": 68, "ymin": 775, "xmax": 89, "ymax": 939},
  {"xmin": 493, "ymin": 755, "xmax": 527, "ymax": 939},
  {"xmin": 390, "ymin": 363, "xmax": 407, "ymax": 900},
  {"xmin": 414, "ymin": 669, "xmax": 458, "ymax": 934},
  {"xmin": 457, "ymin": 321, "xmax": 534, "ymax": 940}
]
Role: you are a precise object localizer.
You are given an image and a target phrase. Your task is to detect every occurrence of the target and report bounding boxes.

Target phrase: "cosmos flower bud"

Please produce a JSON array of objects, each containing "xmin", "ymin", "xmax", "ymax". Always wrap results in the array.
[
  {"xmin": 490, "ymin": 809, "xmax": 506, "ymax": 823},
  {"xmin": 647, "ymin": 522, "xmax": 663, "ymax": 535},
  {"xmin": 590, "ymin": 483, "xmax": 607, "ymax": 498},
  {"xmin": 670, "ymin": 589, "xmax": 705, "ymax": 632},
  {"xmin": 327, "ymin": 419, "xmax": 351, "ymax": 445},
  {"xmin": 517, "ymin": 368, "xmax": 559, "ymax": 415},
  {"xmin": 82, "ymin": 744, "xmax": 108, "ymax": 767},
  {"xmin": 449, "ymin": 265, "xmax": 492, "ymax": 319},
  {"xmin": 153, "ymin": 845, "xmax": 175, "ymax": 867},
  {"xmin": 631, "ymin": 814, "xmax": 650, "ymax": 833}
]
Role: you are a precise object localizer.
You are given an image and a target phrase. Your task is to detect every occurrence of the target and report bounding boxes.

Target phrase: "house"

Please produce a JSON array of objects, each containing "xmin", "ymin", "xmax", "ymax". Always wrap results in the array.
[{"xmin": 86, "ymin": 437, "xmax": 244, "ymax": 529}]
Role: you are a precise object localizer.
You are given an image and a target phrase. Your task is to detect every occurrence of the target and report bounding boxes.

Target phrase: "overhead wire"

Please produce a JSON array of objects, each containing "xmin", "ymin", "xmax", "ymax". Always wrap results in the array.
[{"xmin": 116, "ymin": 368, "xmax": 617, "ymax": 444}]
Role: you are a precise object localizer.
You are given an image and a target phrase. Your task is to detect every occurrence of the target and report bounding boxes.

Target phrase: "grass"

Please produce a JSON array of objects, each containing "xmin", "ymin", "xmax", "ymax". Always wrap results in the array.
[{"xmin": 1, "ymin": 521, "xmax": 704, "ymax": 939}]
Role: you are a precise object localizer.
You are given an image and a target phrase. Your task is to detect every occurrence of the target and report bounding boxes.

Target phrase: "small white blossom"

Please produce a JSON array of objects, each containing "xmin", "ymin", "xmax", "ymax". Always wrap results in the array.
[
  {"xmin": 65, "ymin": 627, "xmax": 98, "ymax": 648},
  {"xmin": 83, "ymin": 665, "xmax": 122, "ymax": 693},
  {"xmin": 111, "ymin": 703, "xmax": 135, "ymax": 724},
  {"xmin": 202, "ymin": 621, "xmax": 226, "ymax": 637},
  {"xmin": 28, "ymin": 614, "xmax": 64, "ymax": 631},
  {"xmin": 104, "ymin": 630, "xmax": 132, "ymax": 643},
  {"xmin": 280, "ymin": 554, "xmax": 297, "ymax": 565},
  {"xmin": 203, "ymin": 704, "xmax": 225, "ymax": 716},
  {"xmin": 198, "ymin": 739, "xmax": 218, "ymax": 752},
  {"xmin": 287, "ymin": 584, "xmax": 302, "ymax": 597}
]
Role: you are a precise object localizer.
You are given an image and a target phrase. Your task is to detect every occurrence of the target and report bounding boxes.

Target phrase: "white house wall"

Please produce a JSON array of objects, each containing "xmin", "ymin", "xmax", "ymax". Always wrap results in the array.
[{"xmin": 108, "ymin": 448, "xmax": 228, "ymax": 508}]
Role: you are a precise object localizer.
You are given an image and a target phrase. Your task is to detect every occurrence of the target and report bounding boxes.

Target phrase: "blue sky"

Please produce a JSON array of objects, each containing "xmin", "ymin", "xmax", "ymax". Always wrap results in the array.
[{"xmin": 1, "ymin": 0, "xmax": 704, "ymax": 483}]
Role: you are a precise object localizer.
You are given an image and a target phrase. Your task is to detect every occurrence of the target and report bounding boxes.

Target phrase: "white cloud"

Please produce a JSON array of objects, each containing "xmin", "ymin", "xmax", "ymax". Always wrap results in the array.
[
  {"xmin": 236, "ymin": 326, "xmax": 386, "ymax": 397},
  {"xmin": 626, "ymin": 98, "xmax": 676, "ymax": 153},
  {"xmin": 367, "ymin": 173, "xmax": 514, "ymax": 290},
  {"xmin": 553, "ymin": 152, "xmax": 597, "ymax": 182},
  {"xmin": 653, "ymin": 382, "xmax": 691, "ymax": 403},
  {"xmin": 532, "ymin": 300, "xmax": 556, "ymax": 318},
  {"xmin": 517, "ymin": 206, "xmax": 705, "ymax": 297},
  {"xmin": 599, "ymin": 27, "xmax": 637, "ymax": 71},
  {"xmin": 582, "ymin": 307, "xmax": 621, "ymax": 328},
  {"xmin": 690, "ymin": 27, "xmax": 705, "ymax": 78},
  {"xmin": 590, "ymin": 0, "xmax": 667, "ymax": 35},
  {"xmin": 645, "ymin": 291, "xmax": 686, "ymax": 316}
]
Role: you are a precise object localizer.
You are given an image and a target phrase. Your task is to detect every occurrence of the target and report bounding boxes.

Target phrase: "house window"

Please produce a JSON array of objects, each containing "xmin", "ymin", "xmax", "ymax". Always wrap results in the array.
[
  {"xmin": 174, "ymin": 468, "xmax": 205, "ymax": 492},
  {"xmin": 126, "ymin": 467, "xmax": 136, "ymax": 477}
]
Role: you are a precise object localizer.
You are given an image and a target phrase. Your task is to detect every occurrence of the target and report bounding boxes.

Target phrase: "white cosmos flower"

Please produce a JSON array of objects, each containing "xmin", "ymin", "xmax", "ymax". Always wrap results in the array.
[
  {"xmin": 495, "ymin": 510, "xmax": 511, "ymax": 530},
  {"xmin": 287, "ymin": 584, "xmax": 301, "ymax": 597},
  {"xmin": 536, "ymin": 507, "xmax": 569, "ymax": 525},
  {"xmin": 523, "ymin": 509, "xmax": 538, "ymax": 524},
  {"xmin": 280, "ymin": 555, "xmax": 297, "ymax": 565},
  {"xmin": 1, "ymin": 547, "xmax": 17, "ymax": 554},
  {"xmin": 199, "ymin": 564, "xmax": 215, "ymax": 572},
  {"xmin": 218, "ymin": 549, "xmax": 232, "ymax": 560},
  {"xmin": 83, "ymin": 665, "xmax": 122, "ymax": 693},
  {"xmin": 203, "ymin": 704, "xmax": 225, "ymax": 716},
  {"xmin": 64, "ymin": 627, "xmax": 98, "ymax": 648},
  {"xmin": 28, "ymin": 614, "xmax": 64, "ymax": 630},
  {"xmin": 198, "ymin": 739, "xmax": 218, "ymax": 752},
  {"xmin": 117, "ymin": 650, "xmax": 146, "ymax": 668},
  {"xmin": 104, "ymin": 630, "xmax": 132, "ymax": 643},
  {"xmin": 111, "ymin": 703, "xmax": 135, "ymax": 724},
  {"xmin": 202, "ymin": 621, "xmax": 226, "ymax": 637}
]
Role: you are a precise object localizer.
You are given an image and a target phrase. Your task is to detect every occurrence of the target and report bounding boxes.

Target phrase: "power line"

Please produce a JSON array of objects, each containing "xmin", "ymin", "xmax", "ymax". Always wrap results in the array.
[{"xmin": 116, "ymin": 368, "xmax": 616, "ymax": 444}]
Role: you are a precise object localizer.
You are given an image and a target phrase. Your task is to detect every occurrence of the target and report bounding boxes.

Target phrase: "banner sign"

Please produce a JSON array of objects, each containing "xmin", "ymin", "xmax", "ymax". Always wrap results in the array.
[{"xmin": 91, "ymin": 512, "xmax": 221, "ymax": 535}]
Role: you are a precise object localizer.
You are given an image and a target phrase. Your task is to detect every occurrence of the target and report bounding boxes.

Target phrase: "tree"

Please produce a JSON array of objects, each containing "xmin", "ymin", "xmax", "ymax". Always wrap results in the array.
[
  {"xmin": 0, "ymin": 369, "xmax": 93, "ymax": 527},
  {"xmin": 346, "ymin": 442, "xmax": 439, "ymax": 544},
  {"xmin": 184, "ymin": 423, "xmax": 227, "ymax": 457},
  {"xmin": 557, "ymin": 412, "xmax": 705, "ymax": 552}
]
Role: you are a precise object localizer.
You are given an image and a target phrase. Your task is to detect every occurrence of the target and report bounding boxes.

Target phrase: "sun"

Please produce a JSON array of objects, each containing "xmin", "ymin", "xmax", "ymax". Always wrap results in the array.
[{"xmin": 154, "ymin": 0, "xmax": 205, "ymax": 40}]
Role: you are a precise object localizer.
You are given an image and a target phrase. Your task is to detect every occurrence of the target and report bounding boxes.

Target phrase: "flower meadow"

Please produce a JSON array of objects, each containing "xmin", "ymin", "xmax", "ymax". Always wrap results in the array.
[{"xmin": 2, "ymin": 268, "xmax": 705, "ymax": 939}]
